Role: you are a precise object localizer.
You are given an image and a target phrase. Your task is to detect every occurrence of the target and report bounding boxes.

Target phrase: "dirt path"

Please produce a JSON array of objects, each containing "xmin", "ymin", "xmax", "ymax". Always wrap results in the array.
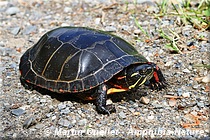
[{"xmin": 0, "ymin": 0, "xmax": 209, "ymax": 139}]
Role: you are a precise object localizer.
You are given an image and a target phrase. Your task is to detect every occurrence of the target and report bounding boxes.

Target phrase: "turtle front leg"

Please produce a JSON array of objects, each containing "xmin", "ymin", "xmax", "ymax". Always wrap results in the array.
[{"xmin": 96, "ymin": 84, "xmax": 116, "ymax": 115}]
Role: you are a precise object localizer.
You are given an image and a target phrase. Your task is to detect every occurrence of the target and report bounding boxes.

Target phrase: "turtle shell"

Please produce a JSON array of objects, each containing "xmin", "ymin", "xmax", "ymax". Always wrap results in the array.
[{"xmin": 19, "ymin": 27, "xmax": 148, "ymax": 93}]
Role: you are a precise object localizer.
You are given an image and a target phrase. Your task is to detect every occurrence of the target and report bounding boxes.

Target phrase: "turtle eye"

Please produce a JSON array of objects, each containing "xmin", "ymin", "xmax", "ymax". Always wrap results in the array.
[{"xmin": 139, "ymin": 68, "xmax": 147, "ymax": 74}]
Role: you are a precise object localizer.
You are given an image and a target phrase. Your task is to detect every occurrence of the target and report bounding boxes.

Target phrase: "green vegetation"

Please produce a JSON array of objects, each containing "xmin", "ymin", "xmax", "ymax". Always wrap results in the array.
[
  {"xmin": 132, "ymin": 0, "xmax": 209, "ymax": 54},
  {"xmin": 193, "ymin": 64, "xmax": 210, "ymax": 69},
  {"xmin": 133, "ymin": 17, "xmax": 150, "ymax": 38}
]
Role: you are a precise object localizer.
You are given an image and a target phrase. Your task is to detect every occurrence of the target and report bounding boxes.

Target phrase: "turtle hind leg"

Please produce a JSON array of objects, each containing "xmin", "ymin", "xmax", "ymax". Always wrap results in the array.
[
  {"xmin": 20, "ymin": 76, "xmax": 34, "ymax": 90},
  {"xmin": 95, "ymin": 84, "xmax": 116, "ymax": 115}
]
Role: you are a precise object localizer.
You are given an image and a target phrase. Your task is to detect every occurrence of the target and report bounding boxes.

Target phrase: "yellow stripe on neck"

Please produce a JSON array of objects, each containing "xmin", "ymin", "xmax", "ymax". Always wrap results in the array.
[
  {"xmin": 129, "ymin": 76, "xmax": 147, "ymax": 89},
  {"xmin": 131, "ymin": 72, "xmax": 138, "ymax": 77}
]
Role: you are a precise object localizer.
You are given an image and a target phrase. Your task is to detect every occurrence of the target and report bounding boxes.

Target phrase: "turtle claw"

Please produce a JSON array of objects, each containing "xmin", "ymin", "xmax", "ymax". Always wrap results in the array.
[
  {"xmin": 148, "ymin": 64, "xmax": 168, "ymax": 90},
  {"xmin": 96, "ymin": 104, "xmax": 116, "ymax": 115},
  {"xmin": 150, "ymin": 81, "xmax": 168, "ymax": 90}
]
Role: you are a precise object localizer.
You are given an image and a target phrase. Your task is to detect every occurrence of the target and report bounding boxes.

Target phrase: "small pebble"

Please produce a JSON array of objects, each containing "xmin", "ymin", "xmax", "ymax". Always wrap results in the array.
[
  {"xmin": 0, "ymin": 79, "xmax": 2, "ymax": 87},
  {"xmin": 61, "ymin": 23, "xmax": 69, "ymax": 26},
  {"xmin": 133, "ymin": 112, "xmax": 140, "ymax": 116},
  {"xmin": 167, "ymin": 92, "xmax": 175, "ymax": 95},
  {"xmin": 6, "ymin": 7, "xmax": 20, "ymax": 15},
  {"xmin": 35, "ymin": 124, "xmax": 44, "ymax": 129},
  {"xmin": 3, "ymin": 102, "xmax": 11, "ymax": 111},
  {"xmin": 187, "ymin": 41, "xmax": 195, "ymax": 46},
  {"xmin": 146, "ymin": 5, "xmax": 158, "ymax": 13},
  {"xmin": 118, "ymin": 105, "xmax": 127, "ymax": 110},
  {"xmin": 197, "ymin": 101, "xmax": 204, "ymax": 108},
  {"xmin": 105, "ymin": 26, "xmax": 117, "ymax": 32},
  {"xmin": 11, "ymin": 27, "xmax": 20, "ymax": 35},
  {"xmin": 182, "ymin": 68, "xmax": 190, "ymax": 73},
  {"xmin": 168, "ymin": 98, "xmax": 177, "ymax": 107},
  {"xmin": 77, "ymin": 109, "xmax": 82, "ymax": 114},
  {"xmin": 40, "ymin": 99, "xmax": 46, "ymax": 103},
  {"xmin": 165, "ymin": 61, "xmax": 173, "ymax": 67},
  {"xmin": 162, "ymin": 100, "xmax": 169, "ymax": 106},
  {"xmin": 151, "ymin": 102, "xmax": 163, "ymax": 108},
  {"xmin": 78, "ymin": 119, "xmax": 87, "ymax": 126},
  {"xmin": 106, "ymin": 99, "xmax": 113, "ymax": 105},
  {"xmin": 177, "ymin": 88, "xmax": 183, "ymax": 96},
  {"xmin": 22, "ymin": 25, "xmax": 37, "ymax": 35},
  {"xmin": 128, "ymin": 108, "xmax": 135, "ymax": 113},
  {"xmin": 23, "ymin": 117, "xmax": 36, "ymax": 129},
  {"xmin": 60, "ymin": 107, "xmax": 70, "ymax": 114},
  {"xmin": 133, "ymin": 29, "xmax": 141, "ymax": 35},
  {"xmin": 202, "ymin": 74, "xmax": 210, "ymax": 83},
  {"xmin": 58, "ymin": 103, "xmax": 66, "ymax": 110},
  {"xmin": 190, "ymin": 111, "xmax": 197, "ymax": 116},
  {"xmin": 11, "ymin": 108, "xmax": 25, "ymax": 116},
  {"xmin": 58, "ymin": 118, "xmax": 70, "ymax": 127},
  {"xmin": 12, "ymin": 133, "xmax": 17, "ymax": 138},
  {"xmin": 175, "ymin": 62, "xmax": 182, "ymax": 68},
  {"xmin": 161, "ymin": 20, "xmax": 170, "ymax": 26},
  {"xmin": 0, "ymin": 1, "xmax": 8, "ymax": 6},
  {"xmin": 121, "ymin": 25, "xmax": 129, "ymax": 31},
  {"xmin": 95, "ymin": 18, "xmax": 101, "ymax": 25},
  {"xmin": 193, "ymin": 84, "xmax": 199, "ymax": 89},
  {"xmin": 118, "ymin": 111, "xmax": 126, "ymax": 119},
  {"xmin": 46, "ymin": 113, "xmax": 51, "ymax": 118},
  {"xmin": 48, "ymin": 105, "xmax": 54, "ymax": 112},
  {"xmin": 63, "ymin": 7, "xmax": 72, "ymax": 13},
  {"xmin": 51, "ymin": 115, "xmax": 56, "ymax": 120},
  {"xmin": 140, "ymin": 97, "xmax": 150, "ymax": 104},
  {"xmin": 182, "ymin": 30, "xmax": 191, "ymax": 37},
  {"xmin": 182, "ymin": 92, "xmax": 190, "ymax": 98},
  {"xmin": 147, "ymin": 115, "xmax": 154, "ymax": 120},
  {"xmin": 128, "ymin": 100, "xmax": 135, "ymax": 105},
  {"xmin": 71, "ymin": 119, "xmax": 76, "ymax": 125},
  {"xmin": 119, "ymin": 121, "xmax": 125, "ymax": 126},
  {"xmin": 200, "ymin": 44, "xmax": 208, "ymax": 52}
]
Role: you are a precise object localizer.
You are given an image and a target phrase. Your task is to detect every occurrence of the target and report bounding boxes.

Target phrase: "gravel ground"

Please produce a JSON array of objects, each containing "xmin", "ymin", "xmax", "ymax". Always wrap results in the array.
[{"xmin": 0, "ymin": 0, "xmax": 209, "ymax": 139}]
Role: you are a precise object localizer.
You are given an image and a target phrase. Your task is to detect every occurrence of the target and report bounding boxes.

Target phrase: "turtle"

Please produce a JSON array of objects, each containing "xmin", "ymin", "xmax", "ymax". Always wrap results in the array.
[{"xmin": 19, "ymin": 27, "xmax": 167, "ymax": 115}]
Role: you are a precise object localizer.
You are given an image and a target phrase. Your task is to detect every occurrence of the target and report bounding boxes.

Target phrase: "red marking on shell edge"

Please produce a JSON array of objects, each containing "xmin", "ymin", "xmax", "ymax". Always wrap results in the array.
[
  {"xmin": 117, "ymin": 76, "xmax": 126, "ymax": 80},
  {"xmin": 26, "ymin": 80, "xmax": 30, "ymax": 83},
  {"xmin": 37, "ymin": 84, "xmax": 41, "ymax": 87},
  {"xmin": 74, "ymin": 86, "xmax": 77, "ymax": 92},
  {"xmin": 49, "ymin": 88, "xmax": 53, "ymax": 91},
  {"xmin": 59, "ymin": 89, "xmax": 65, "ymax": 93},
  {"xmin": 114, "ymin": 84, "xmax": 123, "ymax": 89},
  {"xmin": 153, "ymin": 71, "xmax": 159, "ymax": 82},
  {"xmin": 85, "ymin": 97, "xmax": 94, "ymax": 100}
]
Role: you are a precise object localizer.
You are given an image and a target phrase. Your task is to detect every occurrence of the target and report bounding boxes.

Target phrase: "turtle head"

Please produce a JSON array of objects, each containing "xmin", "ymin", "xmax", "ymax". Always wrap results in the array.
[{"xmin": 126, "ymin": 63, "xmax": 155, "ymax": 89}]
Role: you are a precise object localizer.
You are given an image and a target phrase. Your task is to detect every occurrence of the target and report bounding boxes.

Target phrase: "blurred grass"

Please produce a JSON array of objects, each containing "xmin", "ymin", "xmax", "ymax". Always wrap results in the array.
[
  {"xmin": 193, "ymin": 64, "xmax": 210, "ymax": 70},
  {"xmin": 156, "ymin": 0, "xmax": 209, "ymax": 30},
  {"xmin": 157, "ymin": 0, "xmax": 209, "ymax": 53},
  {"xmin": 132, "ymin": 0, "xmax": 209, "ymax": 54},
  {"xmin": 133, "ymin": 16, "xmax": 150, "ymax": 38}
]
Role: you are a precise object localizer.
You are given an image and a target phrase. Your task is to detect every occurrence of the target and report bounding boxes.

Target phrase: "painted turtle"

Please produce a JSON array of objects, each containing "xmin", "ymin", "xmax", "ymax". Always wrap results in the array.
[{"xmin": 19, "ymin": 27, "xmax": 167, "ymax": 114}]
